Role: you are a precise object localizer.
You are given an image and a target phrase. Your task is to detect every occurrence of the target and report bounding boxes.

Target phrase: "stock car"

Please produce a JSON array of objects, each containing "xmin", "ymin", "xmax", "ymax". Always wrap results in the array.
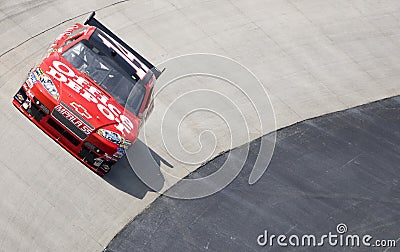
[{"xmin": 13, "ymin": 12, "xmax": 163, "ymax": 176}]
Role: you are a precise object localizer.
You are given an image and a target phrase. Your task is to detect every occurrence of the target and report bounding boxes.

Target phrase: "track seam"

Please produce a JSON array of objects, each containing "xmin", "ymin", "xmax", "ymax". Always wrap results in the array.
[{"xmin": 0, "ymin": 0, "xmax": 131, "ymax": 58}]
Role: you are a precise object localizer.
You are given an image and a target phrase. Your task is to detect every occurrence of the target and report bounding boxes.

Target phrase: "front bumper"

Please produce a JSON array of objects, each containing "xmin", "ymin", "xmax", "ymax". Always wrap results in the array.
[{"xmin": 13, "ymin": 84, "xmax": 117, "ymax": 176}]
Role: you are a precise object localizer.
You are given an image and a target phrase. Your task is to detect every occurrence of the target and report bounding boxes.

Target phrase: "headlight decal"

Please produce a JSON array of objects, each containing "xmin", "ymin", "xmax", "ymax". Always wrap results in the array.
[
  {"xmin": 97, "ymin": 129, "xmax": 133, "ymax": 158},
  {"xmin": 97, "ymin": 129, "xmax": 123, "ymax": 145},
  {"xmin": 39, "ymin": 75, "xmax": 59, "ymax": 100},
  {"xmin": 30, "ymin": 67, "xmax": 59, "ymax": 100}
]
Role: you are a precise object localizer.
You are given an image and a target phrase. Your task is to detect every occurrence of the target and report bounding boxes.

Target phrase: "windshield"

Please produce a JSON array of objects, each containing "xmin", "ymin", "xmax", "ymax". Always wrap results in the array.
[{"xmin": 62, "ymin": 41, "xmax": 146, "ymax": 115}]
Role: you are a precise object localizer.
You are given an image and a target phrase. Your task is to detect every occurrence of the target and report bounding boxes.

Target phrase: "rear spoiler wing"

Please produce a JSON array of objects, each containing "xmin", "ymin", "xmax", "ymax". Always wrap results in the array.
[{"xmin": 84, "ymin": 11, "xmax": 164, "ymax": 79}]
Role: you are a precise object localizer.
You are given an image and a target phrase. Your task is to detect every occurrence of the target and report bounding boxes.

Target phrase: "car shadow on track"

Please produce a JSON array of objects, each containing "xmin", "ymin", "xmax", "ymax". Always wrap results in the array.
[{"xmin": 104, "ymin": 140, "xmax": 173, "ymax": 199}]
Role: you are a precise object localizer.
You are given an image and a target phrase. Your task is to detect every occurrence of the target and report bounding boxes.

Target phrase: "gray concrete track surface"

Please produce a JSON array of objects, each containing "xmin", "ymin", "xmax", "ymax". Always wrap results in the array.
[
  {"xmin": 107, "ymin": 96, "xmax": 400, "ymax": 252},
  {"xmin": 0, "ymin": 0, "xmax": 399, "ymax": 251}
]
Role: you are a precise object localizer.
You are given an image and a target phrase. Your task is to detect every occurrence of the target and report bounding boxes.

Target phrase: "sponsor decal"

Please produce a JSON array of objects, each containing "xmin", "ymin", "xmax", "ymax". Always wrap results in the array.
[
  {"xmin": 26, "ymin": 68, "xmax": 44, "ymax": 88},
  {"xmin": 54, "ymin": 104, "xmax": 93, "ymax": 135},
  {"xmin": 93, "ymin": 158, "xmax": 103, "ymax": 167},
  {"xmin": 113, "ymin": 151, "xmax": 124, "ymax": 159},
  {"xmin": 49, "ymin": 24, "xmax": 80, "ymax": 51},
  {"xmin": 120, "ymin": 139, "xmax": 132, "ymax": 149},
  {"xmin": 46, "ymin": 60, "xmax": 134, "ymax": 135},
  {"xmin": 23, "ymin": 83, "xmax": 34, "ymax": 99},
  {"xmin": 101, "ymin": 164, "xmax": 110, "ymax": 171},
  {"xmin": 113, "ymin": 139, "xmax": 132, "ymax": 158},
  {"xmin": 34, "ymin": 68, "xmax": 44, "ymax": 78},
  {"xmin": 27, "ymin": 73, "xmax": 37, "ymax": 88},
  {"xmin": 15, "ymin": 93, "xmax": 25, "ymax": 104},
  {"xmin": 70, "ymin": 102, "xmax": 92, "ymax": 119},
  {"xmin": 22, "ymin": 99, "xmax": 31, "ymax": 110},
  {"xmin": 104, "ymin": 153, "xmax": 119, "ymax": 162}
]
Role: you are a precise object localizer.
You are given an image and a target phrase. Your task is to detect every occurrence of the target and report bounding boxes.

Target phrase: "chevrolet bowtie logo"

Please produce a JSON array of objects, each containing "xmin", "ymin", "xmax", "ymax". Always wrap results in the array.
[{"xmin": 70, "ymin": 102, "xmax": 92, "ymax": 119}]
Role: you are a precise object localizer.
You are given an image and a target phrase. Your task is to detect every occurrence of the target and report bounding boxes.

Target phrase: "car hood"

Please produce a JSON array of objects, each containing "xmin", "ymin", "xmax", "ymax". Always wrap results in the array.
[{"xmin": 40, "ymin": 54, "xmax": 140, "ymax": 141}]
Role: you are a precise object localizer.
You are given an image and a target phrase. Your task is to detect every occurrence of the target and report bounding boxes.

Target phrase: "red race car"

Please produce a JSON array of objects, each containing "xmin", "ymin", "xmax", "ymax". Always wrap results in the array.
[{"xmin": 13, "ymin": 12, "xmax": 162, "ymax": 176}]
